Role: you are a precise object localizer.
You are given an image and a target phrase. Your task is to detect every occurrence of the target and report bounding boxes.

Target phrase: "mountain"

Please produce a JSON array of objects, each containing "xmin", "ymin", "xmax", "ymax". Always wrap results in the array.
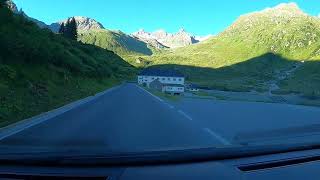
[
  {"xmin": 46, "ymin": 16, "xmax": 155, "ymax": 58},
  {"xmin": 49, "ymin": 16, "xmax": 105, "ymax": 33},
  {"xmin": 5, "ymin": 0, "xmax": 48, "ymax": 29},
  {"xmin": 161, "ymin": 2, "xmax": 320, "ymax": 67},
  {"xmin": 5, "ymin": 1, "xmax": 103, "ymax": 32},
  {"xmin": 78, "ymin": 29, "xmax": 153, "ymax": 56},
  {"xmin": 4, "ymin": 1, "xmax": 197, "ymax": 57},
  {"xmin": 132, "ymin": 28, "xmax": 199, "ymax": 48},
  {"xmin": 132, "ymin": 29, "xmax": 168, "ymax": 49},
  {"xmin": 0, "ymin": 4, "xmax": 135, "ymax": 126},
  {"xmin": 4, "ymin": 0, "xmax": 17, "ymax": 13},
  {"xmin": 150, "ymin": 3, "xmax": 320, "ymax": 96},
  {"xmin": 219, "ymin": 2, "xmax": 320, "ymax": 59}
]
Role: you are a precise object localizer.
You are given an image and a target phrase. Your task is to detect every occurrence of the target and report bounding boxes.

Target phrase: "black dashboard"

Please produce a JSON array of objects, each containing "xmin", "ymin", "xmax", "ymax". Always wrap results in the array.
[{"xmin": 1, "ymin": 148, "xmax": 320, "ymax": 179}]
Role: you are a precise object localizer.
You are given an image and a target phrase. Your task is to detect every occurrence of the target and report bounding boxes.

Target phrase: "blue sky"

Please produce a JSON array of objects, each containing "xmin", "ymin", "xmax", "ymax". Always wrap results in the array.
[{"xmin": 14, "ymin": 0, "xmax": 320, "ymax": 36}]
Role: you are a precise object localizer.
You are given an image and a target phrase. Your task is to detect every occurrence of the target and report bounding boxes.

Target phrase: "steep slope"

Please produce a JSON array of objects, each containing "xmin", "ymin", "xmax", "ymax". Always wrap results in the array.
[
  {"xmin": 219, "ymin": 2, "xmax": 320, "ymax": 60},
  {"xmin": 0, "ymin": 4, "xmax": 135, "ymax": 126},
  {"xmin": 150, "ymin": 3, "xmax": 320, "ymax": 95},
  {"xmin": 5, "ymin": 0, "xmax": 17, "ymax": 13},
  {"xmin": 78, "ymin": 29, "xmax": 153, "ymax": 56},
  {"xmin": 5, "ymin": 0, "xmax": 48, "ymax": 28}
]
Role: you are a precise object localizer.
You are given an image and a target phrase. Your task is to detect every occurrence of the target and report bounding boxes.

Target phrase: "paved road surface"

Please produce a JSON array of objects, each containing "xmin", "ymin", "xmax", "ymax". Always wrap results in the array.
[
  {"xmin": 1, "ymin": 83, "xmax": 320, "ymax": 152},
  {"xmin": 172, "ymin": 98, "xmax": 320, "ymax": 144},
  {"xmin": 0, "ymin": 83, "xmax": 222, "ymax": 152}
]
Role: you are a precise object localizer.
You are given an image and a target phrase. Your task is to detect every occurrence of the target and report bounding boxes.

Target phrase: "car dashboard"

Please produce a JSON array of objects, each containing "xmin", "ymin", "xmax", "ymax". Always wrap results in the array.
[{"xmin": 1, "ymin": 148, "xmax": 320, "ymax": 180}]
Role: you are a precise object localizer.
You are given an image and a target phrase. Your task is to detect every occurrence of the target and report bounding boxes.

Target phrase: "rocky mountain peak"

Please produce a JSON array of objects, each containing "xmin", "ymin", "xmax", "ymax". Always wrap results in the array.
[
  {"xmin": 227, "ymin": 2, "xmax": 308, "ymax": 33},
  {"xmin": 132, "ymin": 29, "xmax": 202, "ymax": 48},
  {"xmin": 133, "ymin": 29, "xmax": 150, "ymax": 37},
  {"xmin": 153, "ymin": 29, "xmax": 168, "ymax": 39},
  {"xmin": 5, "ymin": 0, "xmax": 18, "ymax": 13},
  {"xmin": 49, "ymin": 16, "xmax": 104, "ymax": 33},
  {"xmin": 72, "ymin": 16, "xmax": 104, "ymax": 30},
  {"xmin": 220, "ymin": 2, "xmax": 320, "ymax": 55}
]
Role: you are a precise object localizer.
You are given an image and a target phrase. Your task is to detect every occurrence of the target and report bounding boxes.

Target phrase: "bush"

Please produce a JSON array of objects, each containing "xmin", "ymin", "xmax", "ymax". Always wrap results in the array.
[
  {"xmin": 0, "ymin": 83, "xmax": 8, "ymax": 95},
  {"xmin": 0, "ymin": 65, "xmax": 16, "ymax": 79}
]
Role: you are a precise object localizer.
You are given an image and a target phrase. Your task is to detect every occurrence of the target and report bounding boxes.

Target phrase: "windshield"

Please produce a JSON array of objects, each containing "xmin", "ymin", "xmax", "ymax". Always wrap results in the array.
[{"xmin": 1, "ymin": 0, "xmax": 320, "ymax": 161}]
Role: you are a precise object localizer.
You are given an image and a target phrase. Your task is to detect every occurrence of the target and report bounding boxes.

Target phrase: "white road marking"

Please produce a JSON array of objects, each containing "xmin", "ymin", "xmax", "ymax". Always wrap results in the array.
[
  {"xmin": 135, "ymin": 85, "xmax": 164, "ymax": 102},
  {"xmin": 203, "ymin": 128, "xmax": 231, "ymax": 145},
  {"xmin": 0, "ymin": 117, "xmax": 49, "ymax": 141},
  {"xmin": 178, "ymin": 110, "xmax": 193, "ymax": 121},
  {"xmin": 164, "ymin": 103, "xmax": 174, "ymax": 109}
]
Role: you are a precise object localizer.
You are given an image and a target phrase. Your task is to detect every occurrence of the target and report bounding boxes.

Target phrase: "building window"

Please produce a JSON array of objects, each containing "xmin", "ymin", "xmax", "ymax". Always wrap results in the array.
[
  {"xmin": 178, "ymin": 78, "xmax": 182, "ymax": 81},
  {"xmin": 168, "ymin": 78, "xmax": 171, "ymax": 81},
  {"xmin": 162, "ymin": 78, "xmax": 165, "ymax": 80},
  {"xmin": 173, "ymin": 78, "xmax": 176, "ymax": 81}
]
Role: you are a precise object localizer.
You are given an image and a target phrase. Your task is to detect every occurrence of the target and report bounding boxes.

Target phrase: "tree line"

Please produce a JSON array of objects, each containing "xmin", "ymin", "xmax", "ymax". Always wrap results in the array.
[{"xmin": 59, "ymin": 17, "xmax": 77, "ymax": 40}]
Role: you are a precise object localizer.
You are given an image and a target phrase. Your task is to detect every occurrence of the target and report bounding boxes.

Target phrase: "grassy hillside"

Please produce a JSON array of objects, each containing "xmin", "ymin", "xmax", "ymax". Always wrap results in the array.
[
  {"xmin": 78, "ymin": 29, "xmax": 154, "ymax": 58},
  {"xmin": 151, "ymin": 53, "xmax": 293, "ymax": 92},
  {"xmin": 278, "ymin": 60, "xmax": 320, "ymax": 98},
  {"xmin": 0, "ymin": 5, "xmax": 136, "ymax": 127},
  {"xmin": 148, "ymin": 3, "xmax": 320, "ymax": 96}
]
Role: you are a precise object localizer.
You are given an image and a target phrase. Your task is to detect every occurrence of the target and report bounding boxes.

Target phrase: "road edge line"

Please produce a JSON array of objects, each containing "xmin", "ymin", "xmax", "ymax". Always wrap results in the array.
[
  {"xmin": 178, "ymin": 110, "xmax": 193, "ymax": 121},
  {"xmin": 0, "ymin": 83, "xmax": 124, "ymax": 140},
  {"xmin": 135, "ymin": 84, "xmax": 164, "ymax": 102},
  {"xmin": 203, "ymin": 128, "xmax": 231, "ymax": 146}
]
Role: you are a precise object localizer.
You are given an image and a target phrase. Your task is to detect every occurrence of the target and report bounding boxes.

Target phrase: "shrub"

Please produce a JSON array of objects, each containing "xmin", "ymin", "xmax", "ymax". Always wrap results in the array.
[
  {"xmin": 0, "ymin": 65, "xmax": 16, "ymax": 79},
  {"xmin": 0, "ymin": 83, "xmax": 8, "ymax": 95}
]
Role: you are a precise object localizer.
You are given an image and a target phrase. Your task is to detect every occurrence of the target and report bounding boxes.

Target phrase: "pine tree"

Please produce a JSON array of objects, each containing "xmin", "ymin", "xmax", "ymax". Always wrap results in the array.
[
  {"xmin": 69, "ymin": 17, "xmax": 77, "ymax": 40},
  {"xmin": 60, "ymin": 18, "xmax": 77, "ymax": 40},
  {"xmin": 59, "ymin": 22, "xmax": 65, "ymax": 34}
]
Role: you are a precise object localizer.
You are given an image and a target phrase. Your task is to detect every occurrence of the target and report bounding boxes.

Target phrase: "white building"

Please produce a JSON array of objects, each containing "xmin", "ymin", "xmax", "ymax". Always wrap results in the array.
[
  {"xmin": 162, "ymin": 84, "xmax": 185, "ymax": 94},
  {"xmin": 138, "ymin": 68, "xmax": 185, "ymax": 94}
]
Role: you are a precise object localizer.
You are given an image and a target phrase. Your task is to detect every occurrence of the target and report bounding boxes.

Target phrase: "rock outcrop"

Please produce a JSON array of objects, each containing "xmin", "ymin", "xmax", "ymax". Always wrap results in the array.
[
  {"xmin": 5, "ymin": 0, "xmax": 18, "ymax": 13},
  {"xmin": 49, "ymin": 16, "xmax": 104, "ymax": 33},
  {"xmin": 132, "ymin": 28, "xmax": 200, "ymax": 48}
]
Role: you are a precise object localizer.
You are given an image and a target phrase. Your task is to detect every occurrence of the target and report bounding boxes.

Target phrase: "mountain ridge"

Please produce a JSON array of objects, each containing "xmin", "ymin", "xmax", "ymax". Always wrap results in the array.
[
  {"xmin": 148, "ymin": 2, "xmax": 320, "ymax": 97},
  {"xmin": 131, "ymin": 28, "xmax": 203, "ymax": 48},
  {"xmin": 78, "ymin": 29, "xmax": 153, "ymax": 56},
  {"xmin": 49, "ymin": 16, "xmax": 105, "ymax": 33},
  {"xmin": 5, "ymin": 1, "xmax": 320, "ymax": 98}
]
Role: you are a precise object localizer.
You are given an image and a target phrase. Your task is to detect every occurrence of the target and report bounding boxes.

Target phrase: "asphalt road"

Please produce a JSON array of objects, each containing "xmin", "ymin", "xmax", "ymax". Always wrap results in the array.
[
  {"xmin": 0, "ymin": 83, "xmax": 222, "ymax": 152},
  {"xmin": 1, "ymin": 83, "xmax": 320, "ymax": 152},
  {"xmin": 172, "ymin": 98, "xmax": 320, "ymax": 144}
]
